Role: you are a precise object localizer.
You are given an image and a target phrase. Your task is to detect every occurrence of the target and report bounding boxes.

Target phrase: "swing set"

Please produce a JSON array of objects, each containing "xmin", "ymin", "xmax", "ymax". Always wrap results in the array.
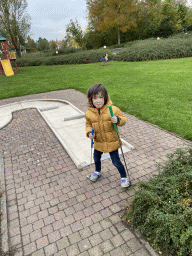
[{"xmin": 0, "ymin": 34, "xmax": 18, "ymax": 76}]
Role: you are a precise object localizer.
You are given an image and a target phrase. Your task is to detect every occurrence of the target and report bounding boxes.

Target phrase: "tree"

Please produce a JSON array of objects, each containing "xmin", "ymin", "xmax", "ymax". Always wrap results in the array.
[
  {"xmin": 86, "ymin": 0, "xmax": 140, "ymax": 44},
  {"xmin": 61, "ymin": 39, "xmax": 67, "ymax": 49},
  {"xmin": 158, "ymin": 0, "xmax": 182, "ymax": 36},
  {"xmin": 128, "ymin": 0, "xmax": 163, "ymax": 39},
  {"xmin": 37, "ymin": 38, "xmax": 49, "ymax": 51},
  {"xmin": 65, "ymin": 19, "xmax": 85, "ymax": 48},
  {"xmin": 175, "ymin": 0, "xmax": 192, "ymax": 30},
  {"xmin": 184, "ymin": 6, "xmax": 192, "ymax": 30},
  {"xmin": 49, "ymin": 40, "xmax": 57, "ymax": 51},
  {"xmin": 25, "ymin": 35, "xmax": 36, "ymax": 52},
  {"xmin": 0, "ymin": 0, "xmax": 31, "ymax": 57},
  {"xmin": 128, "ymin": 0, "xmax": 192, "ymax": 39},
  {"xmin": 84, "ymin": 21, "xmax": 122, "ymax": 49}
]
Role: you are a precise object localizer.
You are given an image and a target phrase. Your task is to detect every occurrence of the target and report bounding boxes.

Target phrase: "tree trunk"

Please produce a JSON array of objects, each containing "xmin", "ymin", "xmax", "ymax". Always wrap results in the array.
[
  {"xmin": 16, "ymin": 48, "xmax": 21, "ymax": 58},
  {"xmin": 117, "ymin": 27, "xmax": 120, "ymax": 44}
]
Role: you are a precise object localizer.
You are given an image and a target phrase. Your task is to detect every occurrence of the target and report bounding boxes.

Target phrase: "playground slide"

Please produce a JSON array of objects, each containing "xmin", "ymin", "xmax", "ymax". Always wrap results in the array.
[{"xmin": 1, "ymin": 59, "xmax": 14, "ymax": 76}]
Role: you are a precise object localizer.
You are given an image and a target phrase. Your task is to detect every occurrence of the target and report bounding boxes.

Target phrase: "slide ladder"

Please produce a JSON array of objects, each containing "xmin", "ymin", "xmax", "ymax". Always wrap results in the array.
[{"xmin": 0, "ymin": 59, "xmax": 14, "ymax": 76}]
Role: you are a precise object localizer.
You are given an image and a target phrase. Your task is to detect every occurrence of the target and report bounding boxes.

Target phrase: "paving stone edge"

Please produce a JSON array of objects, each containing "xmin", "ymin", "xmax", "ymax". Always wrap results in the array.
[
  {"xmin": 120, "ymin": 211, "xmax": 159, "ymax": 256},
  {"xmin": 0, "ymin": 155, "xmax": 9, "ymax": 253}
]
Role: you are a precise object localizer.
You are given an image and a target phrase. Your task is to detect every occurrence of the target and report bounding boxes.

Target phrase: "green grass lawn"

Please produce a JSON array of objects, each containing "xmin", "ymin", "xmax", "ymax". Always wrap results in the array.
[{"xmin": 0, "ymin": 58, "xmax": 192, "ymax": 140}]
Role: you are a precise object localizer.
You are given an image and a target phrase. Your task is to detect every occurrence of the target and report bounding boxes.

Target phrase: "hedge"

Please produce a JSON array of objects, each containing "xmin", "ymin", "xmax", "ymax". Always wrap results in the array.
[
  {"xmin": 113, "ymin": 36, "xmax": 192, "ymax": 62},
  {"xmin": 126, "ymin": 147, "xmax": 192, "ymax": 256},
  {"xmin": 16, "ymin": 49, "xmax": 113, "ymax": 67}
]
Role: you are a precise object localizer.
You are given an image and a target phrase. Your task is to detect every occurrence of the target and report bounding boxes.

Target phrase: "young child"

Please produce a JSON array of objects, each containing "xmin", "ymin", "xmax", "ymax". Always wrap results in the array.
[
  {"xmin": 85, "ymin": 83, "xmax": 130, "ymax": 187},
  {"xmin": 105, "ymin": 54, "xmax": 108, "ymax": 62}
]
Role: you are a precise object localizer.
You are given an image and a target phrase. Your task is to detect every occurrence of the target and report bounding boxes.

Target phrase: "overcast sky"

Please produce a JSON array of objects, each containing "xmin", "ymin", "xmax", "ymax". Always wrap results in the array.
[
  {"xmin": 26, "ymin": 0, "xmax": 192, "ymax": 42},
  {"xmin": 26, "ymin": 0, "xmax": 88, "ymax": 41}
]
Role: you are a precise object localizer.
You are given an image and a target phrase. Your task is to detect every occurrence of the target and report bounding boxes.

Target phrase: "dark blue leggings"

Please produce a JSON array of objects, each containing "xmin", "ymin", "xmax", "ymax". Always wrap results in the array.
[{"xmin": 94, "ymin": 149, "xmax": 127, "ymax": 178}]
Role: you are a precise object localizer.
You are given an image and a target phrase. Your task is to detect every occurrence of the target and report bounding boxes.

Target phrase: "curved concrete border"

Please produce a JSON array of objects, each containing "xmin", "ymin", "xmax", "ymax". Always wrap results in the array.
[
  {"xmin": 0, "ymin": 99, "xmax": 85, "ymax": 129},
  {"xmin": 0, "ymin": 99, "xmax": 87, "ymax": 169}
]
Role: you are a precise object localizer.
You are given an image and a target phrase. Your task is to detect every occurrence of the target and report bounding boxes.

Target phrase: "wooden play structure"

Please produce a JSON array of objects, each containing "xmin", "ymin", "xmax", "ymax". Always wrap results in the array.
[{"xmin": 0, "ymin": 34, "xmax": 18, "ymax": 76}]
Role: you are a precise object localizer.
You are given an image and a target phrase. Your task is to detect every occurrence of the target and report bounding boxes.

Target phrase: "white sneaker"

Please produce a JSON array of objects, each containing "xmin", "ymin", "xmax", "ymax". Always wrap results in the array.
[
  {"xmin": 89, "ymin": 171, "xmax": 101, "ymax": 182},
  {"xmin": 121, "ymin": 178, "xmax": 130, "ymax": 188}
]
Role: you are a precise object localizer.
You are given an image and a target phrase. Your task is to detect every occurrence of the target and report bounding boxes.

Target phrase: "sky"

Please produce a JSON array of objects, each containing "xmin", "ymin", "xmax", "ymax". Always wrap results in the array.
[
  {"xmin": 26, "ymin": 0, "xmax": 192, "ymax": 42},
  {"xmin": 26, "ymin": 0, "xmax": 88, "ymax": 42}
]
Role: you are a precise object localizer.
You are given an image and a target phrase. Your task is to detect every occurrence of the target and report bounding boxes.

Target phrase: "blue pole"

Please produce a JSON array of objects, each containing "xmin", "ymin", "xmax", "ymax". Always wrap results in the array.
[{"xmin": 91, "ymin": 128, "xmax": 94, "ymax": 148}]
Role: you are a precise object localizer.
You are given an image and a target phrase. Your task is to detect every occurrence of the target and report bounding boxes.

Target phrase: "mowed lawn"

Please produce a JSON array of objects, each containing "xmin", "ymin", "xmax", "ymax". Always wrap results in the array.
[{"xmin": 0, "ymin": 58, "xmax": 192, "ymax": 140}]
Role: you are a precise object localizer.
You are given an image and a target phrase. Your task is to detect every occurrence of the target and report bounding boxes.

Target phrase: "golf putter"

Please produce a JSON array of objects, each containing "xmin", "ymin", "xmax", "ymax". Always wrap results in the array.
[
  {"xmin": 108, "ymin": 105, "xmax": 133, "ymax": 186},
  {"xmin": 87, "ymin": 128, "xmax": 94, "ymax": 179}
]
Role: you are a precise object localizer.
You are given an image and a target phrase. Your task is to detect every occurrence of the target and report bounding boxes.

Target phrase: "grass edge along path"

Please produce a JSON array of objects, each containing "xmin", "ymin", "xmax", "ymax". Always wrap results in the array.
[{"xmin": 0, "ymin": 58, "xmax": 192, "ymax": 141}]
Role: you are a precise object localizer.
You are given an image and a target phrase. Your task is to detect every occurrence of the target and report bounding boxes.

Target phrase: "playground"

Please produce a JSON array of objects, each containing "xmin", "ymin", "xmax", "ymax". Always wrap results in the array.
[{"xmin": 0, "ymin": 34, "xmax": 17, "ymax": 77}]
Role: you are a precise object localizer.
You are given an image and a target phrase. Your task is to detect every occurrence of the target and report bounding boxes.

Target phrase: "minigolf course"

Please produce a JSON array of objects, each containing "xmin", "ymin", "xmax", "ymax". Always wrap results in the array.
[
  {"xmin": 0, "ymin": 99, "xmax": 134, "ymax": 169},
  {"xmin": 1, "ymin": 90, "xmax": 188, "ymax": 256}
]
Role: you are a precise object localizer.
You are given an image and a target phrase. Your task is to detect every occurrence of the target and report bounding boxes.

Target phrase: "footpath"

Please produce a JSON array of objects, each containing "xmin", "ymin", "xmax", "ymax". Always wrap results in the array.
[{"xmin": 0, "ymin": 89, "xmax": 190, "ymax": 256}]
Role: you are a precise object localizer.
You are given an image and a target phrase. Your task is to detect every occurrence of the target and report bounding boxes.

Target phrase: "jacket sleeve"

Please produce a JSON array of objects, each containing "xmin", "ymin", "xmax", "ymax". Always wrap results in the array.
[
  {"xmin": 85, "ymin": 112, "xmax": 92, "ymax": 137},
  {"xmin": 114, "ymin": 107, "xmax": 127, "ymax": 126}
]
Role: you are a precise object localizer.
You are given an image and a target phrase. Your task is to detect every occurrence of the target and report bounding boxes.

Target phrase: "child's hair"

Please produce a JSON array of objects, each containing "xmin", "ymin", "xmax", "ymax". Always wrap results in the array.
[{"xmin": 87, "ymin": 84, "xmax": 109, "ymax": 107}]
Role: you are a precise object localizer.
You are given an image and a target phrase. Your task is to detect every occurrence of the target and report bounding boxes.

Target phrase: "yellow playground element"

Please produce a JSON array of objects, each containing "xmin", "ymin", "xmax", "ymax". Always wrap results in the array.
[
  {"xmin": 0, "ymin": 34, "xmax": 17, "ymax": 76},
  {"xmin": 9, "ymin": 51, "xmax": 16, "ymax": 59},
  {"xmin": 1, "ymin": 59, "xmax": 14, "ymax": 76}
]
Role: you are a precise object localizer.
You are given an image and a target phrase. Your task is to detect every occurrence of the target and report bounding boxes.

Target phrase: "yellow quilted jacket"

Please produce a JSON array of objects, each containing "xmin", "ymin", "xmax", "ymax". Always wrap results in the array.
[{"xmin": 85, "ymin": 99, "xmax": 127, "ymax": 153}]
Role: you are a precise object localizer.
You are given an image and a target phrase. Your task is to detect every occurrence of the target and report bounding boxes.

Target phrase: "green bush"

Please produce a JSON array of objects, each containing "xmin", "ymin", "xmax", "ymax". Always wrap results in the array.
[
  {"xmin": 114, "ymin": 36, "xmax": 192, "ymax": 62},
  {"xmin": 126, "ymin": 147, "xmax": 192, "ymax": 256},
  {"xmin": 20, "ymin": 51, "xmax": 50, "ymax": 59},
  {"xmin": 54, "ymin": 47, "xmax": 84, "ymax": 55},
  {"xmin": 16, "ymin": 49, "xmax": 113, "ymax": 67},
  {"xmin": 107, "ymin": 43, "xmax": 125, "ymax": 49},
  {"xmin": 20, "ymin": 48, "xmax": 84, "ymax": 59}
]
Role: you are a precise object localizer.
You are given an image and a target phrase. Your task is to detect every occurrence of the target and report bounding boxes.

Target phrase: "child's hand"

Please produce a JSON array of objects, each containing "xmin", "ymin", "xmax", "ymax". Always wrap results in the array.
[
  {"xmin": 111, "ymin": 116, "xmax": 118, "ymax": 124},
  {"xmin": 89, "ymin": 133, "xmax": 95, "ymax": 140}
]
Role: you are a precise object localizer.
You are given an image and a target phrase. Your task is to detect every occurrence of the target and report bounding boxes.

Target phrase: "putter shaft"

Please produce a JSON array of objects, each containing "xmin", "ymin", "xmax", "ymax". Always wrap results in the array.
[{"xmin": 116, "ymin": 132, "xmax": 131, "ymax": 181}]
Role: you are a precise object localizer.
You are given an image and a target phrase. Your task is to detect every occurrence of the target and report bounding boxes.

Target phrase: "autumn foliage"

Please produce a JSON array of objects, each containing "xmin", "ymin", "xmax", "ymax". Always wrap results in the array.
[
  {"xmin": 85, "ymin": 0, "xmax": 192, "ymax": 46},
  {"xmin": 87, "ymin": 0, "xmax": 140, "ymax": 44}
]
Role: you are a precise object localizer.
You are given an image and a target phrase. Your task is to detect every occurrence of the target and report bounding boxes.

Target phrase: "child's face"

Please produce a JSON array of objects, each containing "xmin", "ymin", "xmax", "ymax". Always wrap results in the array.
[{"xmin": 92, "ymin": 92, "xmax": 104, "ymax": 109}]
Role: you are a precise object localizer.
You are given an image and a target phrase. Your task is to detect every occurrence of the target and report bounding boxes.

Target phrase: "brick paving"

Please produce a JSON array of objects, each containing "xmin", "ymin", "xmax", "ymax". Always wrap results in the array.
[{"xmin": 0, "ymin": 89, "xmax": 191, "ymax": 256}]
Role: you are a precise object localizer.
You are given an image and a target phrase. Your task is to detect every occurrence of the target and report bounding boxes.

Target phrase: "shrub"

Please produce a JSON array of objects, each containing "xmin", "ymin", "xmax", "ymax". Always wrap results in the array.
[
  {"xmin": 107, "ymin": 43, "xmax": 125, "ymax": 49},
  {"xmin": 54, "ymin": 47, "xmax": 83, "ymax": 55},
  {"xmin": 114, "ymin": 36, "xmax": 192, "ymax": 62},
  {"xmin": 126, "ymin": 147, "xmax": 192, "ymax": 256},
  {"xmin": 16, "ymin": 49, "xmax": 113, "ymax": 67}
]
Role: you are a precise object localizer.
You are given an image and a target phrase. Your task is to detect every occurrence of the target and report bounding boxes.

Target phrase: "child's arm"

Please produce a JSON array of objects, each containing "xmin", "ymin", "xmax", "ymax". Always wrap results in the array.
[
  {"xmin": 113, "ymin": 107, "xmax": 127, "ymax": 126},
  {"xmin": 85, "ymin": 113, "xmax": 95, "ymax": 138},
  {"xmin": 86, "ymin": 119, "xmax": 92, "ymax": 137}
]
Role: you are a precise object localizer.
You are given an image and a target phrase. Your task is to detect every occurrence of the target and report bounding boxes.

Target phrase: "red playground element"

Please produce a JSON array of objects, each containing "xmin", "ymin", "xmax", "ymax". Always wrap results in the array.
[{"xmin": 0, "ymin": 34, "xmax": 18, "ymax": 75}]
